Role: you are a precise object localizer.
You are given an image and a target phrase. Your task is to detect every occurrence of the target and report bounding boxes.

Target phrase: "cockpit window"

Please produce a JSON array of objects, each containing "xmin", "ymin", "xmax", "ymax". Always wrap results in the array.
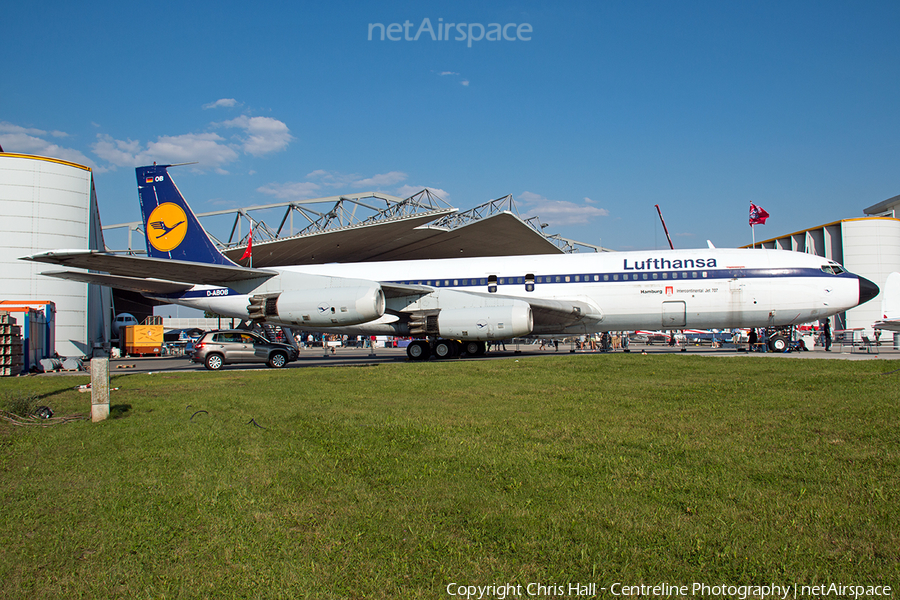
[{"xmin": 820, "ymin": 265, "xmax": 845, "ymax": 275}]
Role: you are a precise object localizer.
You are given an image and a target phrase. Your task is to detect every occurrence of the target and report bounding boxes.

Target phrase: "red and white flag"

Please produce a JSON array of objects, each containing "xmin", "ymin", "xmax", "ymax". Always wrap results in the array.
[
  {"xmin": 749, "ymin": 203, "xmax": 770, "ymax": 225},
  {"xmin": 241, "ymin": 228, "xmax": 253, "ymax": 261}
]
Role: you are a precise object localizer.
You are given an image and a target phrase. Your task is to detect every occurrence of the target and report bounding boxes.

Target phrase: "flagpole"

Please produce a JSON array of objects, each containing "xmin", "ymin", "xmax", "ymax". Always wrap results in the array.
[{"xmin": 752, "ymin": 223, "xmax": 755, "ymax": 249}]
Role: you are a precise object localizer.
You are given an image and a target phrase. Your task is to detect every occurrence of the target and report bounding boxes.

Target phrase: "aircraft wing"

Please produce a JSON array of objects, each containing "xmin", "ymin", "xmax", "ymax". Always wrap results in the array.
[
  {"xmin": 378, "ymin": 282, "xmax": 601, "ymax": 328},
  {"xmin": 40, "ymin": 270, "xmax": 194, "ymax": 295},
  {"xmin": 24, "ymin": 250, "xmax": 277, "ymax": 286},
  {"xmin": 873, "ymin": 319, "xmax": 900, "ymax": 332}
]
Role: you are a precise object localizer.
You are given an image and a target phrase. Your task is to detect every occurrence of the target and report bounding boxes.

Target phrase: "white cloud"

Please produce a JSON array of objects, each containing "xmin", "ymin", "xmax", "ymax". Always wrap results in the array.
[
  {"xmin": 3, "ymin": 110, "xmax": 291, "ymax": 175},
  {"xmin": 91, "ymin": 135, "xmax": 142, "ymax": 166},
  {"xmin": 260, "ymin": 170, "xmax": 435, "ymax": 202},
  {"xmin": 0, "ymin": 122, "xmax": 95, "ymax": 168},
  {"xmin": 90, "ymin": 113, "xmax": 292, "ymax": 170},
  {"xmin": 92, "ymin": 132, "xmax": 239, "ymax": 169},
  {"xmin": 257, "ymin": 181, "xmax": 322, "ymax": 200},
  {"xmin": 436, "ymin": 71, "xmax": 470, "ymax": 87},
  {"xmin": 518, "ymin": 191, "xmax": 609, "ymax": 226},
  {"xmin": 148, "ymin": 133, "xmax": 238, "ymax": 164},
  {"xmin": 217, "ymin": 115, "xmax": 293, "ymax": 156},
  {"xmin": 203, "ymin": 98, "xmax": 239, "ymax": 110},
  {"xmin": 305, "ymin": 169, "xmax": 359, "ymax": 188},
  {"xmin": 351, "ymin": 171, "xmax": 408, "ymax": 188}
]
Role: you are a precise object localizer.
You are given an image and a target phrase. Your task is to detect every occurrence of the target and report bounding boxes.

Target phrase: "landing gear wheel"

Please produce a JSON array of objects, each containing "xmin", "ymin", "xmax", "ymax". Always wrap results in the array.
[
  {"xmin": 407, "ymin": 340, "xmax": 431, "ymax": 361},
  {"xmin": 768, "ymin": 335, "xmax": 787, "ymax": 353},
  {"xmin": 464, "ymin": 341, "xmax": 486, "ymax": 356},
  {"xmin": 434, "ymin": 340, "xmax": 454, "ymax": 359}
]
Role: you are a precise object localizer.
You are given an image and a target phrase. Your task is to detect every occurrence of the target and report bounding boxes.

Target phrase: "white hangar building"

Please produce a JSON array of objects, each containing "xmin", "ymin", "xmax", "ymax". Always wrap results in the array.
[
  {"xmin": 747, "ymin": 210, "xmax": 900, "ymax": 333},
  {"xmin": 0, "ymin": 153, "xmax": 112, "ymax": 357}
]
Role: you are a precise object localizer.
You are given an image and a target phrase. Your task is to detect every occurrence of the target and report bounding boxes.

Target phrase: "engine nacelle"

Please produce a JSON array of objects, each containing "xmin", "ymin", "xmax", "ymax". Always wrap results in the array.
[
  {"xmin": 255, "ymin": 285, "xmax": 385, "ymax": 326},
  {"xmin": 437, "ymin": 303, "xmax": 533, "ymax": 340}
]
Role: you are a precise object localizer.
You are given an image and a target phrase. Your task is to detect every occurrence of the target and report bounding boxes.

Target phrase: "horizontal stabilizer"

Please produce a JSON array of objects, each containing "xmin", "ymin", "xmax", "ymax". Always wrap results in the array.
[
  {"xmin": 41, "ymin": 271, "xmax": 194, "ymax": 295},
  {"xmin": 24, "ymin": 250, "xmax": 276, "ymax": 286}
]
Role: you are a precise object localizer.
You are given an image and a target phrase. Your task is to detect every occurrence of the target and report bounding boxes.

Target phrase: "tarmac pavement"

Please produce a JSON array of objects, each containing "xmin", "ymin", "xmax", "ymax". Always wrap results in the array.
[{"xmin": 90, "ymin": 339, "xmax": 900, "ymax": 375}]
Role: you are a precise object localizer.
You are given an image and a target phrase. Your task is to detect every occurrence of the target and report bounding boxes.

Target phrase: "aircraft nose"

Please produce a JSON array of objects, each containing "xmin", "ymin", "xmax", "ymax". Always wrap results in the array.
[{"xmin": 858, "ymin": 276, "xmax": 879, "ymax": 306}]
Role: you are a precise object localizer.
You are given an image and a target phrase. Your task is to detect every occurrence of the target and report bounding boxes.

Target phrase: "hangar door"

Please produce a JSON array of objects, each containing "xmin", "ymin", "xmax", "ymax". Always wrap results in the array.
[{"xmin": 662, "ymin": 301, "xmax": 686, "ymax": 328}]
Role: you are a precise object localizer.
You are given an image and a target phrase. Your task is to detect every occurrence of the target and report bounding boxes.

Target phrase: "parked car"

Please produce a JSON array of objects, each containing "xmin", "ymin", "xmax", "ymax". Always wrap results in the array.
[{"xmin": 191, "ymin": 330, "xmax": 298, "ymax": 370}]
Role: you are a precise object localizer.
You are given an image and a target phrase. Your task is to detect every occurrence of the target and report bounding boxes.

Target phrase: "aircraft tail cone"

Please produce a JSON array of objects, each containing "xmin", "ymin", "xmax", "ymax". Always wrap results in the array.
[{"xmin": 858, "ymin": 276, "xmax": 880, "ymax": 306}]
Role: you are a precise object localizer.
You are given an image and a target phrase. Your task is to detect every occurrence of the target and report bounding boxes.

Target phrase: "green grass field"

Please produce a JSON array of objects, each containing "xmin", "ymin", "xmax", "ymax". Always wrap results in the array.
[{"xmin": 1, "ymin": 355, "xmax": 898, "ymax": 599}]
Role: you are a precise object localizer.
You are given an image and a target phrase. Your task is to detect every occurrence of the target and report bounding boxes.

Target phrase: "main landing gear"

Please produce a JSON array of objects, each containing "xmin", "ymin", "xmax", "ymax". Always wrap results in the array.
[{"xmin": 406, "ymin": 339, "xmax": 487, "ymax": 361}]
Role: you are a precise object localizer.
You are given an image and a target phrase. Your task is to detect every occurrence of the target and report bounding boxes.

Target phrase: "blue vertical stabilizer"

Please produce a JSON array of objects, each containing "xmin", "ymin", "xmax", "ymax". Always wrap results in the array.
[{"xmin": 136, "ymin": 165, "xmax": 236, "ymax": 265}]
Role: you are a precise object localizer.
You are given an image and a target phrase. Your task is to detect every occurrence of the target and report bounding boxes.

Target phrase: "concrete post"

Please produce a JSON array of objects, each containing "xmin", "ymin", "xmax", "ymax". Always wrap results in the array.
[{"xmin": 91, "ymin": 357, "xmax": 110, "ymax": 422}]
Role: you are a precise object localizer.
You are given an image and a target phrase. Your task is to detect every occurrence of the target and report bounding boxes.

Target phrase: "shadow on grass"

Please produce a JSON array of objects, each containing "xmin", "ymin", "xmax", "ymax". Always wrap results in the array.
[{"xmin": 110, "ymin": 404, "xmax": 132, "ymax": 419}]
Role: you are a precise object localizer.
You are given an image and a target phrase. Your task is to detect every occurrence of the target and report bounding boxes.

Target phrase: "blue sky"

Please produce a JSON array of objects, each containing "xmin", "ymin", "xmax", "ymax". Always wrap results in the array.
[{"xmin": 3, "ymin": 0, "xmax": 899, "ymax": 252}]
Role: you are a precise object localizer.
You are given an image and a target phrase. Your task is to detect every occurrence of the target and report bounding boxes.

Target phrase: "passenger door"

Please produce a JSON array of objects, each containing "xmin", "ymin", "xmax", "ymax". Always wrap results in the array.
[
  {"xmin": 662, "ymin": 301, "xmax": 686, "ymax": 328},
  {"xmin": 243, "ymin": 333, "xmax": 271, "ymax": 362}
]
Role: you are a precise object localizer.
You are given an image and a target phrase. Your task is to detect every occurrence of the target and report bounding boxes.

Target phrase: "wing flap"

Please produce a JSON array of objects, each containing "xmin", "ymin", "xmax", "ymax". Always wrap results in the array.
[
  {"xmin": 379, "ymin": 282, "xmax": 434, "ymax": 298},
  {"xmin": 524, "ymin": 297, "xmax": 604, "ymax": 327},
  {"xmin": 24, "ymin": 250, "xmax": 276, "ymax": 286}
]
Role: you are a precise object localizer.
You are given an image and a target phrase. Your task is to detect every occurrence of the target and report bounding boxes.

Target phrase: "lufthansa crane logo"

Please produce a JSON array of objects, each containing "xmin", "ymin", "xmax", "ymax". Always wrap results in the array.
[{"xmin": 147, "ymin": 203, "xmax": 188, "ymax": 252}]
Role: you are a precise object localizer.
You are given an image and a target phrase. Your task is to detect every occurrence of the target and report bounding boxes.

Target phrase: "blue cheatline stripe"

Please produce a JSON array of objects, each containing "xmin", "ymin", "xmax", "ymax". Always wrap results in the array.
[
  {"xmin": 155, "ymin": 288, "xmax": 238, "ymax": 300},
  {"xmin": 154, "ymin": 267, "xmax": 854, "ymax": 301},
  {"xmin": 387, "ymin": 267, "xmax": 852, "ymax": 288}
]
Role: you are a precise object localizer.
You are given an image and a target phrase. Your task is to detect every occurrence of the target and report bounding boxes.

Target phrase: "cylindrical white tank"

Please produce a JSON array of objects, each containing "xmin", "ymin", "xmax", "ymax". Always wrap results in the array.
[
  {"xmin": 841, "ymin": 218, "xmax": 900, "ymax": 332},
  {"xmin": 0, "ymin": 153, "xmax": 110, "ymax": 357}
]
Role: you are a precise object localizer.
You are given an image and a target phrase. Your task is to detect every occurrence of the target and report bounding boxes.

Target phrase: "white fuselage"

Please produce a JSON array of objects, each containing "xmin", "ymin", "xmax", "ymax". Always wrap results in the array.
[{"xmin": 157, "ymin": 248, "xmax": 860, "ymax": 337}]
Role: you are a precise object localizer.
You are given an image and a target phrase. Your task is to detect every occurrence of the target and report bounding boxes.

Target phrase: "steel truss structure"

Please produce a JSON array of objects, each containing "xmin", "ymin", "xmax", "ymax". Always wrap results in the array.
[{"xmin": 103, "ymin": 189, "xmax": 608, "ymax": 257}]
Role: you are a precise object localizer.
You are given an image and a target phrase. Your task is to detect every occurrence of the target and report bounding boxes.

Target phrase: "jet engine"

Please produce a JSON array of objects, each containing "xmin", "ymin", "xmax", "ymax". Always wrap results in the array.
[
  {"xmin": 435, "ymin": 302, "xmax": 533, "ymax": 340},
  {"xmin": 249, "ymin": 284, "xmax": 385, "ymax": 326}
]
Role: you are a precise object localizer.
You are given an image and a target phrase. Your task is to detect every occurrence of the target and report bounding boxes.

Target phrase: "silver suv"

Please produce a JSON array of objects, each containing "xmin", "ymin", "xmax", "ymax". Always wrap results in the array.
[{"xmin": 192, "ymin": 330, "xmax": 298, "ymax": 370}]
